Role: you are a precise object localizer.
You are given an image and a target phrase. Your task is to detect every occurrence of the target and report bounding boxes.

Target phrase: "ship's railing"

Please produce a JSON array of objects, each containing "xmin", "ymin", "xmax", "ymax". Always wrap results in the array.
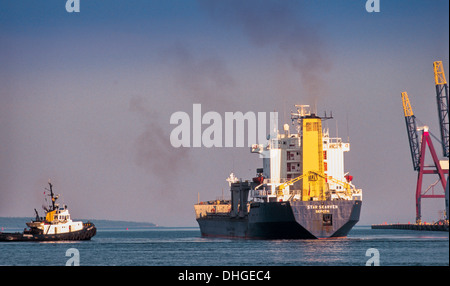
[
  {"xmin": 252, "ymin": 189, "xmax": 274, "ymax": 197},
  {"xmin": 215, "ymin": 196, "xmax": 231, "ymax": 201},
  {"xmin": 327, "ymin": 137, "xmax": 343, "ymax": 144},
  {"xmin": 262, "ymin": 178, "xmax": 290, "ymax": 185}
]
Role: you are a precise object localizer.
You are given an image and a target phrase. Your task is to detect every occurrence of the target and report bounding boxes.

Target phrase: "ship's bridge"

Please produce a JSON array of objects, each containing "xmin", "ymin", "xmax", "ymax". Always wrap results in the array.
[{"xmin": 46, "ymin": 205, "xmax": 72, "ymax": 223}]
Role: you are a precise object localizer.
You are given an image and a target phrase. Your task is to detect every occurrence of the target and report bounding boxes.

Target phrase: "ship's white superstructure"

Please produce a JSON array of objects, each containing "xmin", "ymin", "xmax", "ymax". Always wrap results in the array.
[
  {"xmin": 26, "ymin": 205, "xmax": 84, "ymax": 235},
  {"xmin": 250, "ymin": 105, "xmax": 362, "ymax": 203}
]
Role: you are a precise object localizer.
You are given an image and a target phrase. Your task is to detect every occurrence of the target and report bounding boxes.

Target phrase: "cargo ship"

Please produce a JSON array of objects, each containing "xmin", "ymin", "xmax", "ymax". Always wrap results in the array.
[
  {"xmin": 0, "ymin": 182, "xmax": 96, "ymax": 242},
  {"xmin": 195, "ymin": 105, "xmax": 362, "ymax": 239}
]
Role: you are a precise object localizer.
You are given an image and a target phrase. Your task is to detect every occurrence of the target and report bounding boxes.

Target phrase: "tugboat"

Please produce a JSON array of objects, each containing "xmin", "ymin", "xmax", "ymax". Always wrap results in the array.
[{"xmin": 0, "ymin": 182, "xmax": 96, "ymax": 242}]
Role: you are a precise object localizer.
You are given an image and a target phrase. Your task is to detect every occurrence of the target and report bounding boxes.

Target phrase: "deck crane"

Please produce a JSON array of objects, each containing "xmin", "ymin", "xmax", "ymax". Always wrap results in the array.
[
  {"xmin": 401, "ymin": 88, "xmax": 448, "ymax": 223},
  {"xmin": 277, "ymin": 171, "xmax": 359, "ymax": 200},
  {"xmin": 277, "ymin": 172, "xmax": 311, "ymax": 198}
]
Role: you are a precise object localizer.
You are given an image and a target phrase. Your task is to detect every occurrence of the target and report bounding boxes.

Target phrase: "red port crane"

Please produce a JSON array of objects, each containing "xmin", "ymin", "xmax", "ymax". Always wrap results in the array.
[{"xmin": 401, "ymin": 61, "xmax": 449, "ymax": 223}]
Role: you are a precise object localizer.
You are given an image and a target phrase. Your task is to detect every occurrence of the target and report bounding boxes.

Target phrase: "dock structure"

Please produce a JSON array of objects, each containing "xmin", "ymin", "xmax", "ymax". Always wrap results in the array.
[{"xmin": 371, "ymin": 222, "xmax": 449, "ymax": 232}]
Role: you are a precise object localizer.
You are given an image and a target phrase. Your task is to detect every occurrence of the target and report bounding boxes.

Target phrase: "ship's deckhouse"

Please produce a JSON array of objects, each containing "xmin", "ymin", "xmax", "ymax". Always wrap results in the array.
[{"xmin": 250, "ymin": 105, "xmax": 362, "ymax": 202}]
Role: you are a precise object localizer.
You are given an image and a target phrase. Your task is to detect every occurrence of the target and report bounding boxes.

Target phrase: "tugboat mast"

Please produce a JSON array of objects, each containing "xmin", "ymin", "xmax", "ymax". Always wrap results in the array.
[{"xmin": 45, "ymin": 182, "xmax": 58, "ymax": 211}]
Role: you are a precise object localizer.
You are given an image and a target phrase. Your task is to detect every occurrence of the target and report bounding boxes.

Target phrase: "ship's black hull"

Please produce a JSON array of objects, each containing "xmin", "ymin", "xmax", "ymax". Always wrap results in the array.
[
  {"xmin": 0, "ymin": 223, "xmax": 96, "ymax": 242},
  {"xmin": 197, "ymin": 200, "xmax": 361, "ymax": 239}
]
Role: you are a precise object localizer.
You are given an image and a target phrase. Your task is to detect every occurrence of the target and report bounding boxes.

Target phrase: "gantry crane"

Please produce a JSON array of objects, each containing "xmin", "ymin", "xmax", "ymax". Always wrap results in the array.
[
  {"xmin": 434, "ymin": 61, "xmax": 450, "ymax": 221},
  {"xmin": 401, "ymin": 62, "xmax": 449, "ymax": 223},
  {"xmin": 434, "ymin": 61, "xmax": 449, "ymax": 158}
]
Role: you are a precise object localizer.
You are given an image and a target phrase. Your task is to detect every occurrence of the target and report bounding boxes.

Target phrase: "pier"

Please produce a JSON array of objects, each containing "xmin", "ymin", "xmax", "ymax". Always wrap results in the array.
[{"xmin": 371, "ymin": 222, "xmax": 449, "ymax": 232}]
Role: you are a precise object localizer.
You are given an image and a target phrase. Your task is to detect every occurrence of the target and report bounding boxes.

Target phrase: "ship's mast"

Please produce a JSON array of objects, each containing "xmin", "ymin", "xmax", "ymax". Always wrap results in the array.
[
  {"xmin": 290, "ymin": 105, "xmax": 333, "ymax": 134},
  {"xmin": 45, "ymin": 182, "xmax": 58, "ymax": 211},
  {"xmin": 290, "ymin": 105, "xmax": 310, "ymax": 134}
]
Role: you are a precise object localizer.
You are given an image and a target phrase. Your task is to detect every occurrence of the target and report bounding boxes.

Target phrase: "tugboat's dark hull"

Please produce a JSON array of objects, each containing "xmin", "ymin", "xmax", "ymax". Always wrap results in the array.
[
  {"xmin": 197, "ymin": 200, "xmax": 361, "ymax": 239},
  {"xmin": 0, "ymin": 223, "xmax": 96, "ymax": 242}
]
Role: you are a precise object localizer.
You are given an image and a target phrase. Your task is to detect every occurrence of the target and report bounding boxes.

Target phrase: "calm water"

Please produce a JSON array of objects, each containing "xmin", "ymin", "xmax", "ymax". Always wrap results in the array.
[{"xmin": 0, "ymin": 226, "xmax": 448, "ymax": 266}]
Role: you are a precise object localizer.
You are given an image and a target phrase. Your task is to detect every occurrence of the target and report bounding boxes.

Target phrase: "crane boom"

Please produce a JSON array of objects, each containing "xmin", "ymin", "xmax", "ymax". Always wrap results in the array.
[
  {"xmin": 277, "ymin": 171, "xmax": 356, "ymax": 198},
  {"xmin": 401, "ymin": 92, "xmax": 421, "ymax": 171},
  {"xmin": 277, "ymin": 172, "xmax": 325, "ymax": 192},
  {"xmin": 433, "ymin": 61, "xmax": 449, "ymax": 157},
  {"xmin": 277, "ymin": 173, "xmax": 308, "ymax": 192}
]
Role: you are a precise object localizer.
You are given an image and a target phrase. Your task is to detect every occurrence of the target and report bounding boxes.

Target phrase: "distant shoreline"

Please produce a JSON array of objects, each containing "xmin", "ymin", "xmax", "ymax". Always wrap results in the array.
[{"xmin": 0, "ymin": 217, "xmax": 158, "ymax": 230}]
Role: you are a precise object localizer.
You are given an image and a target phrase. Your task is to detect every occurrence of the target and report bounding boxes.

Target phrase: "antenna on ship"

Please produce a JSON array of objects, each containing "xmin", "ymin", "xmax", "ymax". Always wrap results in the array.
[
  {"xmin": 346, "ymin": 112, "xmax": 350, "ymax": 143},
  {"xmin": 290, "ymin": 105, "xmax": 310, "ymax": 134}
]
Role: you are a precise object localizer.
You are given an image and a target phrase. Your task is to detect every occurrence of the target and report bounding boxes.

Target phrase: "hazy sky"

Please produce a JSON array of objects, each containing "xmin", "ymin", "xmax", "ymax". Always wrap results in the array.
[{"xmin": 1, "ymin": 0, "xmax": 448, "ymax": 226}]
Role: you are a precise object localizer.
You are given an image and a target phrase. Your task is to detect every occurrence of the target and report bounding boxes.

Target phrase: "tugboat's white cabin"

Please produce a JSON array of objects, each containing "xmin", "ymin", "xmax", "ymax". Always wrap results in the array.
[
  {"xmin": 27, "ymin": 204, "xmax": 84, "ymax": 235},
  {"xmin": 44, "ymin": 206, "xmax": 83, "ymax": 235}
]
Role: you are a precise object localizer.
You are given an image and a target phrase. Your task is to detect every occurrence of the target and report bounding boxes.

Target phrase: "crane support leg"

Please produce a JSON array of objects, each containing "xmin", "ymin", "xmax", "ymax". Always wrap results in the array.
[
  {"xmin": 446, "ymin": 176, "xmax": 449, "ymax": 221},
  {"xmin": 415, "ymin": 131, "xmax": 448, "ymax": 223},
  {"xmin": 415, "ymin": 171, "xmax": 423, "ymax": 223}
]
